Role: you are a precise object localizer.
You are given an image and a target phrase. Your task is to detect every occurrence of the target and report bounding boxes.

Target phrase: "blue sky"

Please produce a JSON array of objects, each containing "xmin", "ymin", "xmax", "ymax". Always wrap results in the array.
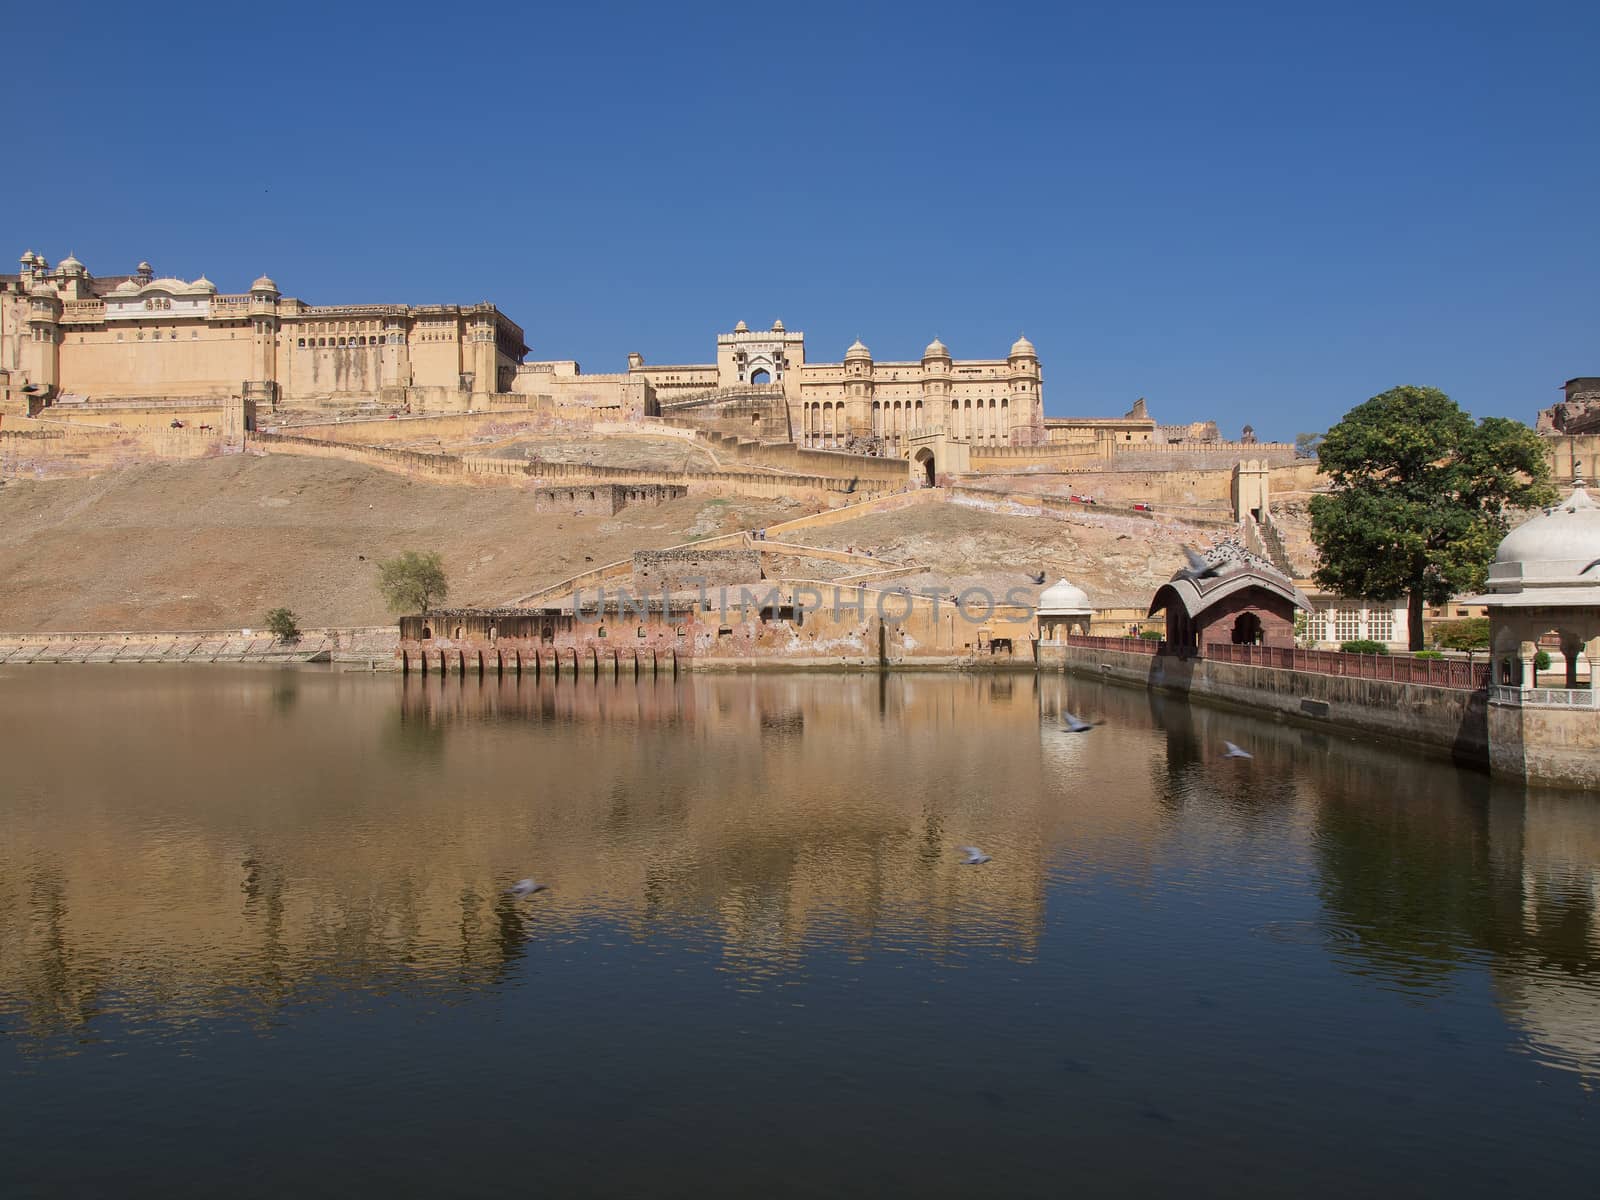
[{"xmin": 6, "ymin": 0, "xmax": 1596, "ymax": 438}]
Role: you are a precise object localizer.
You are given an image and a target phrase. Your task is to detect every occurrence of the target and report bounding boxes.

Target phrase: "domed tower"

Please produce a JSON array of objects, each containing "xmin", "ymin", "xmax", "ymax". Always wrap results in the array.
[
  {"xmin": 56, "ymin": 253, "xmax": 92, "ymax": 300},
  {"xmin": 843, "ymin": 338, "xmax": 874, "ymax": 448},
  {"xmin": 921, "ymin": 336, "xmax": 952, "ymax": 434},
  {"xmin": 1007, "ymin": 333, "xmax": 1043, "ymax": 445},
  {"xmin": 247, "ymin": 275, "xmax": 281, "ymax": 409},
  {"xmin": 24, "ymin": 280, "xmax": 62, "ymax": 399}
]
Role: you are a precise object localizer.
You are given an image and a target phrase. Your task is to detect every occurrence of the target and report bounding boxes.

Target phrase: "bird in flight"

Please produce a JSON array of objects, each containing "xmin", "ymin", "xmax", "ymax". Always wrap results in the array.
[
  {"xmin": 958, "ymin": 846, "xmax": 992, "ymax": 865},
  {"xmin": 1176, "ymin": 545, "xmax": 1224, "ymax": 581},
  {"xmin": 1029, "ymin": 571, "xmax": 1047, "ymax": 585},
  {"xmin": 1222, "ymin": 742, "xmax": 1253, "ymax": 759},
  {"xmin": 1581, "ymin": 558, "xmax": 1599, "ymax": 576},
  {"xmin": 1061, "ymin": 710, "xmax": 1096, "ymax": 733},
  {"xmin": 508, "ymin": 878, "xmax": 548, "ymax": 896}
]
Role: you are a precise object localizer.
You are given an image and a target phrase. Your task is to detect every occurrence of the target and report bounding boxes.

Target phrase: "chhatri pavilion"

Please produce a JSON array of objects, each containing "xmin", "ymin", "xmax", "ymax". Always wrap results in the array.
[{"xmin": 1478, "ymin": 471, "xmax": 1600, "ymax": 788}]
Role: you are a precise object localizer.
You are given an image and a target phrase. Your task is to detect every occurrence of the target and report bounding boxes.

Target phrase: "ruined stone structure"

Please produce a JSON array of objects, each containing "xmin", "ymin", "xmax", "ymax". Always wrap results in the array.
[
  {"xmin": 631, "ymin": 548, "xmax": 763, "ymax": 592},
  {"xmin": 398, "ymin": 582, "xmax": 1039, "ymax": 673},
  {"xmin": 1537, "ymin": 377, "xmax": 1600, "ymax": 437},
  {"xmin": 1, "ymin": 251, "xmax": 526, "ymax": 412},
  {"xmin": 531, "ymin": 484, "xmax": 686, "ymax": 516}
]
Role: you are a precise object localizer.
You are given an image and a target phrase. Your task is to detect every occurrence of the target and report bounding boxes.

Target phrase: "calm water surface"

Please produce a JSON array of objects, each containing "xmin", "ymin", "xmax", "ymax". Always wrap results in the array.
[{"xmin": 2, "ymin": 666, "xmax": 1597, "ymax": 1197}]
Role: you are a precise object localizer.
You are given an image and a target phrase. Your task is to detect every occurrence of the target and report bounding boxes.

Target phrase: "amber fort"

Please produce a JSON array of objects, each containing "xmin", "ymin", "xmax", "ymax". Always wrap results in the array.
[{"xmin": 2, "ymin": 248, "xmax": 1596, "ymax": 787}]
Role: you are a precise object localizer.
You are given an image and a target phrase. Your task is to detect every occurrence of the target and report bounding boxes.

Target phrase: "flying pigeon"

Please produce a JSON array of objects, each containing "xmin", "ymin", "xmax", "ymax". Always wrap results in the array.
[
  {"xmin": 1222, "ymin": 742, "xmax": 1253, "ymax": 759},
  {"xmin": 1176, "ymin": 545, "xmax": 1223, "ymax": 581},
  {"xmin": 1029, "ymin": 571, "xmax": 1047, "ymax": 585},
  {"xmin": 508, "ymin": 878, "xmax": 548, "ymax": 896},
  {"xmin": 1061, "ymin": 710, "xmax": 1096, "ymax": 733},
  {"xmin": 1581, "ymin": 558, "xmax": 1599, "ymax": 576},
  {"xmin": 958, "ymin": 846, "xmax": 992, "ymax": 865}
]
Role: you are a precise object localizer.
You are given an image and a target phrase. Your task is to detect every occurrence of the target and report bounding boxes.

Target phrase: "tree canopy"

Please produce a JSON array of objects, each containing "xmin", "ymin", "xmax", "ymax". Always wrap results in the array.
[
  {"xmin": 377, "ymin": 550, "xmax": 449, "ymax": 615},
  {"xmin": 1309, "ymin": 386, "xmax": 1554, "ymax": 650}
]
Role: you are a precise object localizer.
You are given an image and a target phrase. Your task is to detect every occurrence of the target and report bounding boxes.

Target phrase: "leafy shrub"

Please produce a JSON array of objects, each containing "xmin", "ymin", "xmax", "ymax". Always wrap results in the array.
[
  {"xmin": 265, "ymin": 607, "xmax": 301, "ymax": 642},
  {"xmin": 1534, "ymin": 649, "xmax": 1551, "ymax": 672},
  {"xmin": 1139, "ymin": 629, "xmax": 1163, "ymax": 641},
  {"xmin": 1340, "ymin": 639, "xmax": 1389, "ymax": 656},
  {"xmin": 1412, "ymin": 650, "xmax": 1445, "ymax": 660},
  {"xmin": 1432, "ymin": 617, "xmax": 1489, "ymax": 651}
]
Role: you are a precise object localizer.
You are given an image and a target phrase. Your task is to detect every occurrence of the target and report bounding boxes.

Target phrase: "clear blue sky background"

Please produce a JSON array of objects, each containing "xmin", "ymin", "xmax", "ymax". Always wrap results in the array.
[{"xmin": 6, "ymin": 0, "xmax": 1596, "ymax": 438}]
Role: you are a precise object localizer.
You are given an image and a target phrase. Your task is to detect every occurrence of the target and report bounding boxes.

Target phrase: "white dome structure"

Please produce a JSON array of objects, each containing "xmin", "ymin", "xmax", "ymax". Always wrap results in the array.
[
  {"xmin": 1038, "ymin": 578, "xmax": 1091, "ymax": 615},
  {"xmin": 1486, "ymin": 485, "xmax": 1600, "ymax": 603},
  {"xmin": 1478, "ymin": 477, "xmax": 1600, "ymax": 788},
  {"xmin": 1009, "ymin": 333, "xmax": 1037, "ymax": 358},
  {"xmin": 922, "ymin": 336, "xmax": 950, "ymax": 360},
  {"xmin": 844, "ymin": 338, "xmax": 871, "ymax": 360},
  {"xmin": 250, "ymin": 274, "xmax": 279, "ymax": 293},
  {"xmin": 1037, "ymin": 578, "xmax": 1093, "ymax": 640}
]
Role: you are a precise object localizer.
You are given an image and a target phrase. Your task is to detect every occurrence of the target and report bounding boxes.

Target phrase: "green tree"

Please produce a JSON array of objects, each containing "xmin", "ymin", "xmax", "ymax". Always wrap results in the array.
[
  {"xmin": 1310, "ymin": 387, "xmax": 1555, "ymax": 651},
  {"xmin": 1294, "ymin": 431, "xmax": 1324, "ymax": 459},
  {"xmin": 1432, "ymin": 617, "xmax": 1490, "ymax": 651},
  {"xmin": 377, "ymin": 550, "xmax": 449, "ymax": 615},
  {"xmin": 265, "ymin": 607, "xmax": 300, "ymax": 642}
]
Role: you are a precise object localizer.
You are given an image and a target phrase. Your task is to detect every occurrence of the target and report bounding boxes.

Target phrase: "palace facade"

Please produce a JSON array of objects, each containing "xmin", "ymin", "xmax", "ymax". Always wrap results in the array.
[
  {"xmin": 627, "ymin": 320, "xmax": 1047, "ymax": 450},
  {"xmin": 0, "ymin": 250, "xmax": 526, "ymax": 410},
  {"xmin": 4, "ymin": 249, "xmax": 1178, "ymax": 459}
]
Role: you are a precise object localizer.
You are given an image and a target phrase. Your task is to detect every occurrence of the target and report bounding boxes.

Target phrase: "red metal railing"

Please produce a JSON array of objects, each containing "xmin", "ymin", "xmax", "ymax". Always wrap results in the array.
[
  {"xmin": 1202, "ymin": 643, "xmax": 1490, "ymax": 690},
  {"xmin": 1064, "ymin": 634, "xmax": 1161, "ymax": 655},
  {"xmin": 1061, "ymin": 634, "xmax": 1489, "ymax": 690}
]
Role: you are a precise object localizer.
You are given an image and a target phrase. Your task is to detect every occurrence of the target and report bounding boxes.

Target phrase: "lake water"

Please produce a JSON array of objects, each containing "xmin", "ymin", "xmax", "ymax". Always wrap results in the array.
[{"xmin": 2, "ymin": 666, "xmax": 1597, "ymax": 1197}]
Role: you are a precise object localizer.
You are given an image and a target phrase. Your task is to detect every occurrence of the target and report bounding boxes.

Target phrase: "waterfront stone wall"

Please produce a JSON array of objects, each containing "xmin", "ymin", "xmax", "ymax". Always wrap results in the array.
[
  {"xmin": 1488, "ymin": 702, "xmax": 1600, "ymax": 790},
  {"xmin": 1046, "ymin": 643, "xmax": 1491, "ymax": 768},
  {"xmin": 398, "ymin": 587, "xmax": 1038, "ymax": 673}
]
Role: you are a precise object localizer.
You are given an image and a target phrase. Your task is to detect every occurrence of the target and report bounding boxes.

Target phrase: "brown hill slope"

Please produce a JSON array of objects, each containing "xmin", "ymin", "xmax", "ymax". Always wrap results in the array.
[{"xmin": 0, "ymin": 456, "xmax": 797, "ymax": 631}]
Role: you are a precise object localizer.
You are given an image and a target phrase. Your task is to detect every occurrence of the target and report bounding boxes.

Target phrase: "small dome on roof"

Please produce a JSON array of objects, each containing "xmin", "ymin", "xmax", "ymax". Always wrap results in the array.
[
  {"xmin": 771, "ymin": 319, "xmax": 785, "ymax": 332},
  {"xmin": 137, "ymin": 261, "xmax": 152, "ymax": 273},
  {"xmin": 1038, "ymin": 578, "xmax": 1092, "ymax": 615},
  {"xmin": 845, "ymin": 338, "xmax": 872, "ymax": 360},
  {"xmin": 111, "ymin": 278, "xmax": 142, "ymax": 295},
  {"xmin": 145, "ymin": 277, "xmax": 189, "ymax": 292},
  {"xmin": 20, "ymin": 249, "xmax": 34, "ymax": 262},
  {"xmin": 923, "ymin": 336, "xmax": 950, "ymax": 360},
  {"xmin": 186, "ymin": 276, "xmax": 217, "ymax": 294},
  {"xmin": 251, "ymin": 274, "xmax": 279, "ymax": 293},
  {"xmin": 1009, "ymin": 333, "xmax": 1037, "ymax": 358},
  {"xmin": 58, "ymin": 253, "xmax": 85, "ymax": 273},
  {"xmin": 733, "ymin": 320, "xmax": 748, "ymax": 333}
]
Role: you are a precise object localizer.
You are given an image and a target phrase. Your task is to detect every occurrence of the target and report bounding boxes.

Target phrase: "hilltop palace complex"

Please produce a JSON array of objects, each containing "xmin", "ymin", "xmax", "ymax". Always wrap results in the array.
[{"xmin": 0, "ymin": 250, "xmax": 1215, "ymax": 458}]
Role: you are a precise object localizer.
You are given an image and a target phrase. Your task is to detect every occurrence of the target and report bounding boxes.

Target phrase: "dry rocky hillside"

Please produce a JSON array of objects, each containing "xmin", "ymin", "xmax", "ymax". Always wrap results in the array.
[
  {"xmin": 0, "ymin": 450, "xmax": 1288, "ymax": 633},
  {"xmin": 783, "ymin": 499, "xmax": 1243, "ymax": 608},
  {"xmin": 0, "ymin": 456, "xmax": 801, "ymax": 632}
]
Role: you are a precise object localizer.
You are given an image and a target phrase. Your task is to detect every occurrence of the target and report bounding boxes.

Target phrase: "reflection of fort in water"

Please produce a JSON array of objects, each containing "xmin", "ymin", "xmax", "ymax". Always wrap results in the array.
[{"xmin": 1, "ymin": 669, "xmax": 1597, "ymax": 1077}]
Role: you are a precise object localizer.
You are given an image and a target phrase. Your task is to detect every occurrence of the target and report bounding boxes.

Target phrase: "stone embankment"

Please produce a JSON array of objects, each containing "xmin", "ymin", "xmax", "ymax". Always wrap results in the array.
[
  {"xmin": 1044, "ymin": 639, "xmax": 1490, "ymax": 769},
  {"xmin": 0, "ymin": 627, "xmax": 398, "ymax": 667}
]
